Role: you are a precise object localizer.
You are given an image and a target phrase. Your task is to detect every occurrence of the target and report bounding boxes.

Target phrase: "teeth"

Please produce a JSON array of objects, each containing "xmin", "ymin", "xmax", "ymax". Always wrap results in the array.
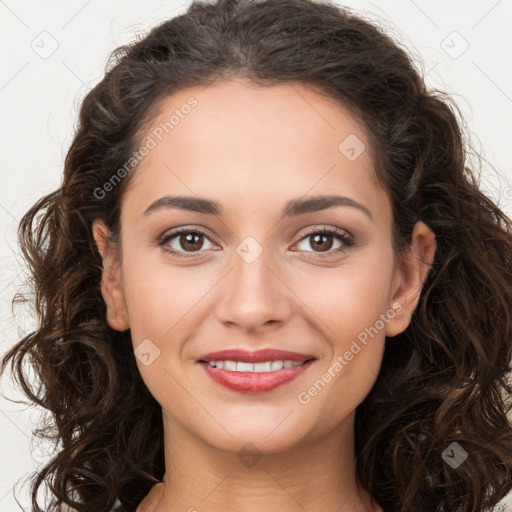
[
  {"xmin": 206, "ymin": 360, "xmax": 304, "ymax": 372},
  {"xmin": 254, "ymin": 362, "xmax": 271, "ymax": 372},
  {"xmin": 270, "ymin": 360, "xmax": 283, "ymax": 371}
]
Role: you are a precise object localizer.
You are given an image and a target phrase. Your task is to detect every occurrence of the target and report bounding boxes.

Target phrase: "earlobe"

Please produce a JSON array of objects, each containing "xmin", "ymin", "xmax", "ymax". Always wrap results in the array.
[
  {"xmin": 92, "ymin": 219, "xmax": 130, "ymax": 332},
  {"xmin": 385, "ymin": 220, "xmax": 436, "ymax": 338},
  {"xmin": 106, "ymin": 304, "xmax": 130, "ymax": 332}
]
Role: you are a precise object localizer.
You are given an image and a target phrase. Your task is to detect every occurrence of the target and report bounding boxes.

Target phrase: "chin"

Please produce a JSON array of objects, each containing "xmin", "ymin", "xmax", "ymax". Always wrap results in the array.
[{"xmin": 188, "ymin": 412, "xmax": 319, "ymax": 457}]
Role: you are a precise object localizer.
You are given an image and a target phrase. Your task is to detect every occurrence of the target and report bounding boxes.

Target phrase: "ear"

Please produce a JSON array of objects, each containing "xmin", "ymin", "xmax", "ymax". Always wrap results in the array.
[
  {"xmin": 385, "ymin": 220, "xmax": 436, "ymax": 337},
  {"xmin": 92, "ymin": 219, "xmax": 130, "ymax": 332}
]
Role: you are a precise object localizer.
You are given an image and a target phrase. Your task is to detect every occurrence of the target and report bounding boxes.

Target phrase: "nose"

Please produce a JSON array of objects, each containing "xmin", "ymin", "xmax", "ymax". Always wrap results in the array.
[{"xmin": 214, "ymin": 240, "xmax": 292, "ymax": 332}]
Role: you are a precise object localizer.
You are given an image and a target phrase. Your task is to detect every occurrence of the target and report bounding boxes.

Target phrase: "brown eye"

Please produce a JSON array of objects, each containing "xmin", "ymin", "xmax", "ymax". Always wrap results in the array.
[
  {"xmin": 158, "ymin": 227, "xmax": 216, "ymax": 257},
  {"xmin": 308, "ymin": 232, "xmax": 335, "ymax": 252},
  {"xmin": 295, "ymin": 227, "xmax": 354, "ymax": 258},
  {"xmin": 177, "ymin": 232, "xmax": 204, "ymax": 252}
]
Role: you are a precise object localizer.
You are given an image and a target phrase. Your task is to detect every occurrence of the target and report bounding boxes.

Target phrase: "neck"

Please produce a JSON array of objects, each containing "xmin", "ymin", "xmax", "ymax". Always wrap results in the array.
[{"xmin": 137, "ymin": 410, "xmax": 381, "ymax": 512}]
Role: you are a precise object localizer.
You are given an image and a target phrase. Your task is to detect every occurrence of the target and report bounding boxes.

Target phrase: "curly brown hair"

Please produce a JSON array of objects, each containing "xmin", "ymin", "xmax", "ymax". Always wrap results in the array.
[{"xmin": 2, "ymin": 0, "xmax": 512, "ymax": 511}]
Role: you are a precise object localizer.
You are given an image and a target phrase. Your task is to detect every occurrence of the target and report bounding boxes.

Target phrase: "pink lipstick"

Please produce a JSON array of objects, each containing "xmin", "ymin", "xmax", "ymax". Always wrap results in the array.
[{"xmin": 197, "ymin": 348, "xmax": 316, "ymax": 393}]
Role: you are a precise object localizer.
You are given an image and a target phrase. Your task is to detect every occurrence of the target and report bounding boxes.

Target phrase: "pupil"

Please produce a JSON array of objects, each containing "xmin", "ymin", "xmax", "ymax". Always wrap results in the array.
[
  {"xmin": 312, "ymin": 234, "xmax": 332, "ymax": 252},
  {"xmin": 182, "ymin": 233, "xmax": 202, "ymax": 251}
]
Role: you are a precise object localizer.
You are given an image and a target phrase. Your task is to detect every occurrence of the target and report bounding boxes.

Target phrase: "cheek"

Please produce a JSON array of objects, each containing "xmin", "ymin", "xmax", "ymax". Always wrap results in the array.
[
  {"xmin": 121, "ymin": 262, "xmax": 202, "ymax": 410},
  {"xmin": 297, "ymin": 255, "xmax": 394, "ymax": 350},
  {"xmin": 121, "ymin": 257, "xmax": 225, "ymax": 406},
  {"xmin": 122, "ymin": 252, "xmax": 219, "ymax": 345},
  {"xmin": 292, "ymin": 257, "xmax": 393, "ymax": 418}
]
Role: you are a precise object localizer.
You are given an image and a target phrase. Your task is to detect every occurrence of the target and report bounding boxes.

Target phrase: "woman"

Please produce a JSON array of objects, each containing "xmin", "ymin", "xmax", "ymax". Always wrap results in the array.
[{"xmin": 2, "ymin": 0, "xmax": 512, "ymax": 511}]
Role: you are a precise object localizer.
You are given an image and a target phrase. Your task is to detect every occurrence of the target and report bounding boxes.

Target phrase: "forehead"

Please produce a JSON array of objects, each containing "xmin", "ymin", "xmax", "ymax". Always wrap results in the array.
[
  {"xmin": 138, "ymin": 78, "xmax": 371, "ymax": 162},
  {"xmin": 122, "ymin": 78, "xmax": 388, "ymax": 220}
]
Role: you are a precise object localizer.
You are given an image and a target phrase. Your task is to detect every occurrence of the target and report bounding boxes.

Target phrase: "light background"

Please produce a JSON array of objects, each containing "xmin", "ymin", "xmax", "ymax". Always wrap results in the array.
[{"xmin": 1, "ymin": 0, "xmax": 511, "ymax": 510}]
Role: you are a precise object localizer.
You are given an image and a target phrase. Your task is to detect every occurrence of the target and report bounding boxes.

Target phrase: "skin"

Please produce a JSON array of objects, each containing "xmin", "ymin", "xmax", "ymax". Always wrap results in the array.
[{"xmin": 93, "ymin": 78, "xmax": 436, "ymax": 512}]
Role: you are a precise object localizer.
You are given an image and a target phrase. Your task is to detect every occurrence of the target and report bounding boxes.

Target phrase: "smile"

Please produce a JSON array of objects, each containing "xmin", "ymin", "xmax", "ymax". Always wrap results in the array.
[
  {"xmin": 206, "ymin": 360, "xmax": 303, "ymax": 372},
  {"xmin": 198, "ymin": 358, "xmax": 316, "ymax": 393}
]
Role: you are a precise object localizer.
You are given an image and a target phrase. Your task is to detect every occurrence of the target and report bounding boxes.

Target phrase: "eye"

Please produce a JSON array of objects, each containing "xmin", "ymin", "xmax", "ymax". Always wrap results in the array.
[
  {"xmin": 157, "ymin": 226, "xmax": 217, "ymax": 257},
  {"xmin": 157, "ymin": 225, "xmax": 355, "ymax": 259},
  {"xmin": 294, "ymin": 227, "xmax": 354, "ymax": 258}
]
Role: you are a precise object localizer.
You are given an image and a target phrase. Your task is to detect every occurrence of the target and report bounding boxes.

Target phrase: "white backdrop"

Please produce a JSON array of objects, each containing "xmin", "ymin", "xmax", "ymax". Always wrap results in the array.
[{"xmin": 1, "ymin": 0, "xmax": 511, "ymax": 510}]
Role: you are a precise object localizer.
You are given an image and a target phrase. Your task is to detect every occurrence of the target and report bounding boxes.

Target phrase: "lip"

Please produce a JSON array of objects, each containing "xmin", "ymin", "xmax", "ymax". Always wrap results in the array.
[
  {"xmin": 197, "ymin": 348, "xmax": 315, "ymax": 363},
  {"xmin": 199, "ymin": 359, "xmax": 316, "ymax": 393}
]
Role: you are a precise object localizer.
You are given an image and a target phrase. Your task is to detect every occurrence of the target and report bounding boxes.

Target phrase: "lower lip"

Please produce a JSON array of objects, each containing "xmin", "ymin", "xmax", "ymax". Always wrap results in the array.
[{"xmin": 199, "ymin": 360, "xmax": 315, "ymax": 393}]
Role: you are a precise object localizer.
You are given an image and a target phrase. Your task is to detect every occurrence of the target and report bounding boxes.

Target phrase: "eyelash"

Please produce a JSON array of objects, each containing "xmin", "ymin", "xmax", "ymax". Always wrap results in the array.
[{"xmin": 157, "ymin": 225, "xmax": 355, "ymax": 260}]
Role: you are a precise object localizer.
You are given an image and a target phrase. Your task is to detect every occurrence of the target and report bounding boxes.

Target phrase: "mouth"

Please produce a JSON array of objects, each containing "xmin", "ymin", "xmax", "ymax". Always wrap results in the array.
[
  {"xmin": 199, "ymin": 358, "xmax": 315, "ymax": 371},
  {"xmin": 197, "ymin": 348, "xmax": 316, "ymax": 364},
  {"xmin": 196, "ymin": 349, "xmax": 317, "ymax": 393}
]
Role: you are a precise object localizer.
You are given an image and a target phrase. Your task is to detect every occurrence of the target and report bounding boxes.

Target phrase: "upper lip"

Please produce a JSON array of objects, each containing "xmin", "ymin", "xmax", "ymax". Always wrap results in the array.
[{"xmin": 198, "ymin": 349, "xmax": 316, "ymax": 364}]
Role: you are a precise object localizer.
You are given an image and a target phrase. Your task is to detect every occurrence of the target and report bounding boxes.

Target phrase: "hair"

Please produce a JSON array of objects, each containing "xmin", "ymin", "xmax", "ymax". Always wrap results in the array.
[{"xmin": 2, "ymin": 0, "xmax": 512, "ymax": 511}]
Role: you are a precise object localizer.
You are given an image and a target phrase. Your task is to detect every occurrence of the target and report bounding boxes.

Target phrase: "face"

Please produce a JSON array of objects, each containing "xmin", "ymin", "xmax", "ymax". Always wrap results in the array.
[{"xmin": 93, "ymin": 78, "xmax": 435, "ymax": 455}]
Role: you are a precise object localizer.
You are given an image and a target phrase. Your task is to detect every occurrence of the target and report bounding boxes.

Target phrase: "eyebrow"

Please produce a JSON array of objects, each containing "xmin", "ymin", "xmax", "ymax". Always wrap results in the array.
[{"xmin": 141, "ymin": 194, "xmax": 373, "ymax": 220}]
